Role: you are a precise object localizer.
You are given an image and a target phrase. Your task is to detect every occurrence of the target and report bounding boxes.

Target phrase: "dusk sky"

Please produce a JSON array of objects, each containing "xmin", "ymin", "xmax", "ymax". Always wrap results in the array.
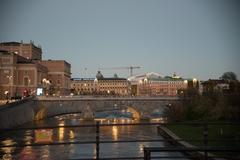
[{"xmin": 1, "ymin": 0, "xmax": 239, "ymax": 80}]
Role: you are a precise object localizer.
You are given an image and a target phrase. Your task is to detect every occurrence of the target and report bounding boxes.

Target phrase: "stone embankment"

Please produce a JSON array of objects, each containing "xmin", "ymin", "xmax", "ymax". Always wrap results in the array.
[
  {"xmin": 157, "ymin": 126, "xmax": 226, "ymax": 160},
  {"xmin": 0, "ymin": 97, "xmax": 36, "ymax": 129}
]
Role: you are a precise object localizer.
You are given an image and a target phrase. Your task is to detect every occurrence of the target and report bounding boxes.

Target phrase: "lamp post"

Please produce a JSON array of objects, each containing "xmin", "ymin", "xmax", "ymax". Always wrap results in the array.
[
  {"xmin": 42, "ymin": 78, "xmax": 50, "ymax": 95},
  {"xmin": 193, "ymin": 78, "xmax": 197, "ymax": 88},
  {"xmin": 42, "ymin": 78, "xmax": 47, "ymax": 95},
  {"xmin": 6, "ymin": 75, "xmax": 13, "ymax": 100}
]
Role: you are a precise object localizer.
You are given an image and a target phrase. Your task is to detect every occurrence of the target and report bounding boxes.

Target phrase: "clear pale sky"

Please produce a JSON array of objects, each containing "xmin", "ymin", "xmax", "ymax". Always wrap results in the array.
[{"xmin": 1, "ymin": 0, "xmax": 239, "ymax": 80}]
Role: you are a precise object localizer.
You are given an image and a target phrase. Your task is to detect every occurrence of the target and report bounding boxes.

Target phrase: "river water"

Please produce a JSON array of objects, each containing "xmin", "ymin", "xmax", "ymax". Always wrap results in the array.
[{"xmin": 0, "ymin": 112, "xmax": 189, "ymax": 160}]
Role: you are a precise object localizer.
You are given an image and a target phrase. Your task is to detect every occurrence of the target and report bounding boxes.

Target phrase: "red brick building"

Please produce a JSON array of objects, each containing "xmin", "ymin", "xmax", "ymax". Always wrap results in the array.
[
  {"xmin": 0, "ymin": 50, "xmax": 48, "ymax": 99},
  {"xmin": 0, "ymin": 41, "xmax": 72, "ymax": 98},
  {"xmin": 0, "ymin": 41, "xmax": 42, "ymax": 60},
  {"xmin": 39, "ymin": 60, "xmax": 71, "ymax": 95}
]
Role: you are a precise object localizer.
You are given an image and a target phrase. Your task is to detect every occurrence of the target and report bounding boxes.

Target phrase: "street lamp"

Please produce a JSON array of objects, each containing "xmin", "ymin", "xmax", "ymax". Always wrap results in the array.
[
  {"xmin": 193, "ymin": 78, "xmax": 197, "ymax": 87},
  {"xmin": 42, "ymin": 78, "xmax": 50, "ymax": 95},
  {"xmin": 6, "ymin": 75, "xmax": 13, "ymax": 99}
]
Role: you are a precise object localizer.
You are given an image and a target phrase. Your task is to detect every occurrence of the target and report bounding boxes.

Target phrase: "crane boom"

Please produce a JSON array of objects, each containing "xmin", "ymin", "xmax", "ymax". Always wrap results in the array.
[{"xmin": 98, "ymin": 66, "xmax": 141, "ymax": 76}]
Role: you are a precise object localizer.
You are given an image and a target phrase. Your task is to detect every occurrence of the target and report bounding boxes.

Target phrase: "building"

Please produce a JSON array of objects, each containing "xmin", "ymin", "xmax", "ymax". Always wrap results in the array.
[
  {"xmin": 128, "ymin": 72, "xmax": 188, "ymax": 96},
  {"xmin": 39, "ymin": 60, "xmax": 71, "ymax": 95},
  {"xmin": 0, "ymin": 50, "xmax": 48, "ymax": 99},
  {"xmin": 96, "ymin": 78, "xmax": 130, "ymax": 96},
  {"xmin": 201, "ymin": 79, "xmax": 229, "ymax": 94},
  {"xmin": 71, "ymin": 78, "xmax": 95, "ymax": 95},
  {"xmin": 0, "ymin": 41, "xmax": 72, "ymax": 98},
  {"xmin": 71, "ymin": 71, "xmax": 130, "ymax": 96},
  {"xmin": 0, "ymin": 41, "xmax": 42, "ymax": 60}
]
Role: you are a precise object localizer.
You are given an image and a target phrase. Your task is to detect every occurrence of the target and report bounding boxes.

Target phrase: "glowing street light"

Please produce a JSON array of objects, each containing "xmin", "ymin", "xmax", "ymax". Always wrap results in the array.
[
  {"xmin": 6, "ymin": 75, "xmax": 13, "ymax": 99},
  {"xmin": 193, "ymin": 78, "xmax": 197, "ymax": 87},
  {"xmin": 184, "ymin": 80, "xmax": 188, "ymax": 84}
]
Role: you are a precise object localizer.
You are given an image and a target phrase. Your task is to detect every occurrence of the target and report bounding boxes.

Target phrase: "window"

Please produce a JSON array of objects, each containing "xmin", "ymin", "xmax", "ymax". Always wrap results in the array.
[
  {"xmin": 24, "ymin": 77, "xmax": 29, "ymax": 86},
  {"xmin": 2, "ymin": 58, "xmax": 11, "ymax": 64}
]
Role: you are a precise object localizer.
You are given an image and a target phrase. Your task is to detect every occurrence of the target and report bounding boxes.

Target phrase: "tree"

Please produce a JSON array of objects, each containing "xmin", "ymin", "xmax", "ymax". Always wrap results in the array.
[{"xmin": 221, "ymin": 72, "xmax": 237, "ymax": 81}]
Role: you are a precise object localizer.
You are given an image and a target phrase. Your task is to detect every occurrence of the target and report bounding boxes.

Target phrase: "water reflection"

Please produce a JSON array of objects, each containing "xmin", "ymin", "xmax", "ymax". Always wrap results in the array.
[
  {"xmin": 0, "ymin": 113, "xmax": 189, "ymax": 160},
  {"xmin": 112, "ymin": 126, "xmax": 118, "ymax": 141},
  {"xmin": 19, "ymin": 146, "xmax": 36, "ymax": 160},
  {"xmin": 58, "ymin": 121, "xmax": 65, "ymax": 142},
  {"xmin": 1, "ymin": 139, "xmax": 16, "ymax": 157},
  {"xmin": 69, "ymin": 130, "xmax": 75, "ymax": 140}
]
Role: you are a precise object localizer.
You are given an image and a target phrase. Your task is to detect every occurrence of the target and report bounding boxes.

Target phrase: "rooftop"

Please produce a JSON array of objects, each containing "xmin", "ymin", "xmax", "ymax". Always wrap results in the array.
[
  {"xmin": 0, "ymin": 41, "xmax": 42, "ymax": 50},
  {"xmin": 71, "ymin": 78, "xmax": 95, "ymax": 81},
  {"xmin": 128, "ymin": 72, "xmax": 184, "ymax": 82},
  {"xmin": 98, "ymin": 77, "xmax": 127, "ymax": 81}
]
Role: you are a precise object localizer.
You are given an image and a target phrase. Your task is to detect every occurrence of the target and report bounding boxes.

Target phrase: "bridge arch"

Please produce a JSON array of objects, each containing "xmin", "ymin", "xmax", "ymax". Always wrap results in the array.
[{"xmin": 126, "ymin": 106, "xmax": 141, "ymax": 120}]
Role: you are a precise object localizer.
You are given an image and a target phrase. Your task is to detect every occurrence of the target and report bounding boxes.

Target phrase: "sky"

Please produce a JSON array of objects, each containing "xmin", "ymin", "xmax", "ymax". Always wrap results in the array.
[{"xmin": 0, "ymin": 0, "xmax": 239, "ymax": 80}]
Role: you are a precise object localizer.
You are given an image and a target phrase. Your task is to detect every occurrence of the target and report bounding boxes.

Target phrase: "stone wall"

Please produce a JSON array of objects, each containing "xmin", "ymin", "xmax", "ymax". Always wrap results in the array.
[
  {"xmin": 0, "ymin": 97, "xmax": 176, "ymax": 129},
  {"xmin": 0, "ymin": 98, "xmax": 36, "ymax": 129}
]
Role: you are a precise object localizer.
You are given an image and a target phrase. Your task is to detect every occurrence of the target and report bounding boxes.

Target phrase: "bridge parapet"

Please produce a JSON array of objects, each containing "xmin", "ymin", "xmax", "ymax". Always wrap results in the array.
[
  {"xmin": 35, "ymin": 96, "xmax": 179, "ymax": 101},
  {"xmin": 0, "ymin": 96, "xmax": 180, "ymax": 129},
  {"xmin": 36, "ymin": 96, "xmax": 179, "ymax": 120}
]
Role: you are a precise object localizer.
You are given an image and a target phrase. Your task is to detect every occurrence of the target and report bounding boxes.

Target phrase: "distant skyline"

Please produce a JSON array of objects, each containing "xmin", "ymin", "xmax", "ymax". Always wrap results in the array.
[{"xmin": 1, "ymin": 0, "xmax": 239, "ymax": 80}]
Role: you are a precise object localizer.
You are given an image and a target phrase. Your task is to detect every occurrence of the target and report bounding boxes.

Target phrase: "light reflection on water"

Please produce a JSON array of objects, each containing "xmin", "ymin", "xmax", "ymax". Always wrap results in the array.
[{"xmin": 0, "ymin": 113, "xmax": 188, "ymax": 160}]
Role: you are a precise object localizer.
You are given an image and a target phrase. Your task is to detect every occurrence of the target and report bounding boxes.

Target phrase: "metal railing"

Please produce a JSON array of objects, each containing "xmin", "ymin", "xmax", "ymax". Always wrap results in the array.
[
  {"xmin": 143, "ymin": 146, "xmax": 240, "ymax": 160},
  {"xmin": 0, "ymin": 122, "xmax": 239, "ymax": 160}
]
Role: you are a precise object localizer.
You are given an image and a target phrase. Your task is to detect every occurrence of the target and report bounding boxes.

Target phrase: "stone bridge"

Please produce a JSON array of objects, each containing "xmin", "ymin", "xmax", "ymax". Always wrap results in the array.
[
  {"xmin": 35, "ymin": 96, "xmax": 179, "ymax": 120},
  {"xmin": 0, "ymin": 96, "xmax": 179, "ymax": 129}
]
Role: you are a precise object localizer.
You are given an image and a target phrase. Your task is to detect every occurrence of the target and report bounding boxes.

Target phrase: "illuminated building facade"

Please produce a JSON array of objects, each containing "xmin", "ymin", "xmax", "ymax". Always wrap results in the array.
[
  {"xmin": 70, "ymin": 78, "xmax": 96, "ymax": 95},
  {"xmin": 128, "ymin": 72, "xmax": 188, "ymax": 96},
  {"xmin": 96, "ymin": 77, "xmax": 130, "ymax": 96},
  {"xmin": 0, "ymin": 41, "xmax": 72, "ymax": 98},
  {"xmin": 71, "ymin": 71, "xmax": 130, "ymax": 96},
  {"xmin": 39, "ymin": 60, "xmax": 71, "ymax": 95},
  {"xmin": 0, "ymin": 50, "xmax": 48, "ymax": 99}
]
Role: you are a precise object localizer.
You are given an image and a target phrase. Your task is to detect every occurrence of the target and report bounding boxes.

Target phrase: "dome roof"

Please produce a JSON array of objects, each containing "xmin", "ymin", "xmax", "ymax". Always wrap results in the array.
[{"xmin": 96, "ymin": 71, "xmax": 104, "ymax": 79}]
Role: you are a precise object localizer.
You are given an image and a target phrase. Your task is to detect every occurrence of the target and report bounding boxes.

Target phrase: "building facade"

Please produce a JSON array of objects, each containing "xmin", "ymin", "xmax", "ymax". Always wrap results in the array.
[
  {"xmin": 137, "ymin": 77, "xmax": 188, "ymax": 96},
  {"xmin": 0, "ymin": 51, "xmax": 48, "ymax": 99},
  {"xmin": 71, "ymin": 78, "xmax": 95, "ymax": 95},
  {"xmin": 0, "ymin": 41, "xmax": 72, "ymax": 98},
  {"xmin": 39, "ymin": 60, "xmax": 71, "ymax": 95},
  {"xmin": 96, "ymin": 78, "xmax": 130, "ymax": 96},
  {"xmin": 128, "ymin": 72, "xmax": 188, "ymax": 96},
  {"xmin": 71, "ymin": 71, "xmax": 130, "ymax": 96},
  {"xmin": 0, "ymin": 41, "xmax": 42, "ymax": 60},
  {"xmin": 201, "ymin": 79, "xmax": 229, "ymax": 94}
]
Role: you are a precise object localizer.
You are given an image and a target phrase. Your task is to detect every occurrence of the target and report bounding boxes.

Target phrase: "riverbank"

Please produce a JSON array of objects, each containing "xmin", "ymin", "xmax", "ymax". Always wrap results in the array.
[{"xmin": 165, "ymin": 123, "xmax": 240, "ymax": 159}]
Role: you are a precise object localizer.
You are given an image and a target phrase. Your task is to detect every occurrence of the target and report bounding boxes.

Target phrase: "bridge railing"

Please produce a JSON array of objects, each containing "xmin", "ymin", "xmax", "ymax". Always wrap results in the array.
[{"xmin": 0, "ymin": 122, "xmax": 239, "ymax": 160}]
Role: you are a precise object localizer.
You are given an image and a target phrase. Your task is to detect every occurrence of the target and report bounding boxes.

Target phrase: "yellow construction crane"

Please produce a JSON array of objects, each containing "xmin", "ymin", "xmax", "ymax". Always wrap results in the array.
[{"xmin": 99, "ymin": 66, "xmax": 141, "ymax": 76}]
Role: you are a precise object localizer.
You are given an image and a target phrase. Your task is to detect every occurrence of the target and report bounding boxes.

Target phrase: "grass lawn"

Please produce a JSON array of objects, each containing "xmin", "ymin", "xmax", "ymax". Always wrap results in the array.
[{"xmin": 166, "ymin": 123, "xmax": 240, "ymax": 158}]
